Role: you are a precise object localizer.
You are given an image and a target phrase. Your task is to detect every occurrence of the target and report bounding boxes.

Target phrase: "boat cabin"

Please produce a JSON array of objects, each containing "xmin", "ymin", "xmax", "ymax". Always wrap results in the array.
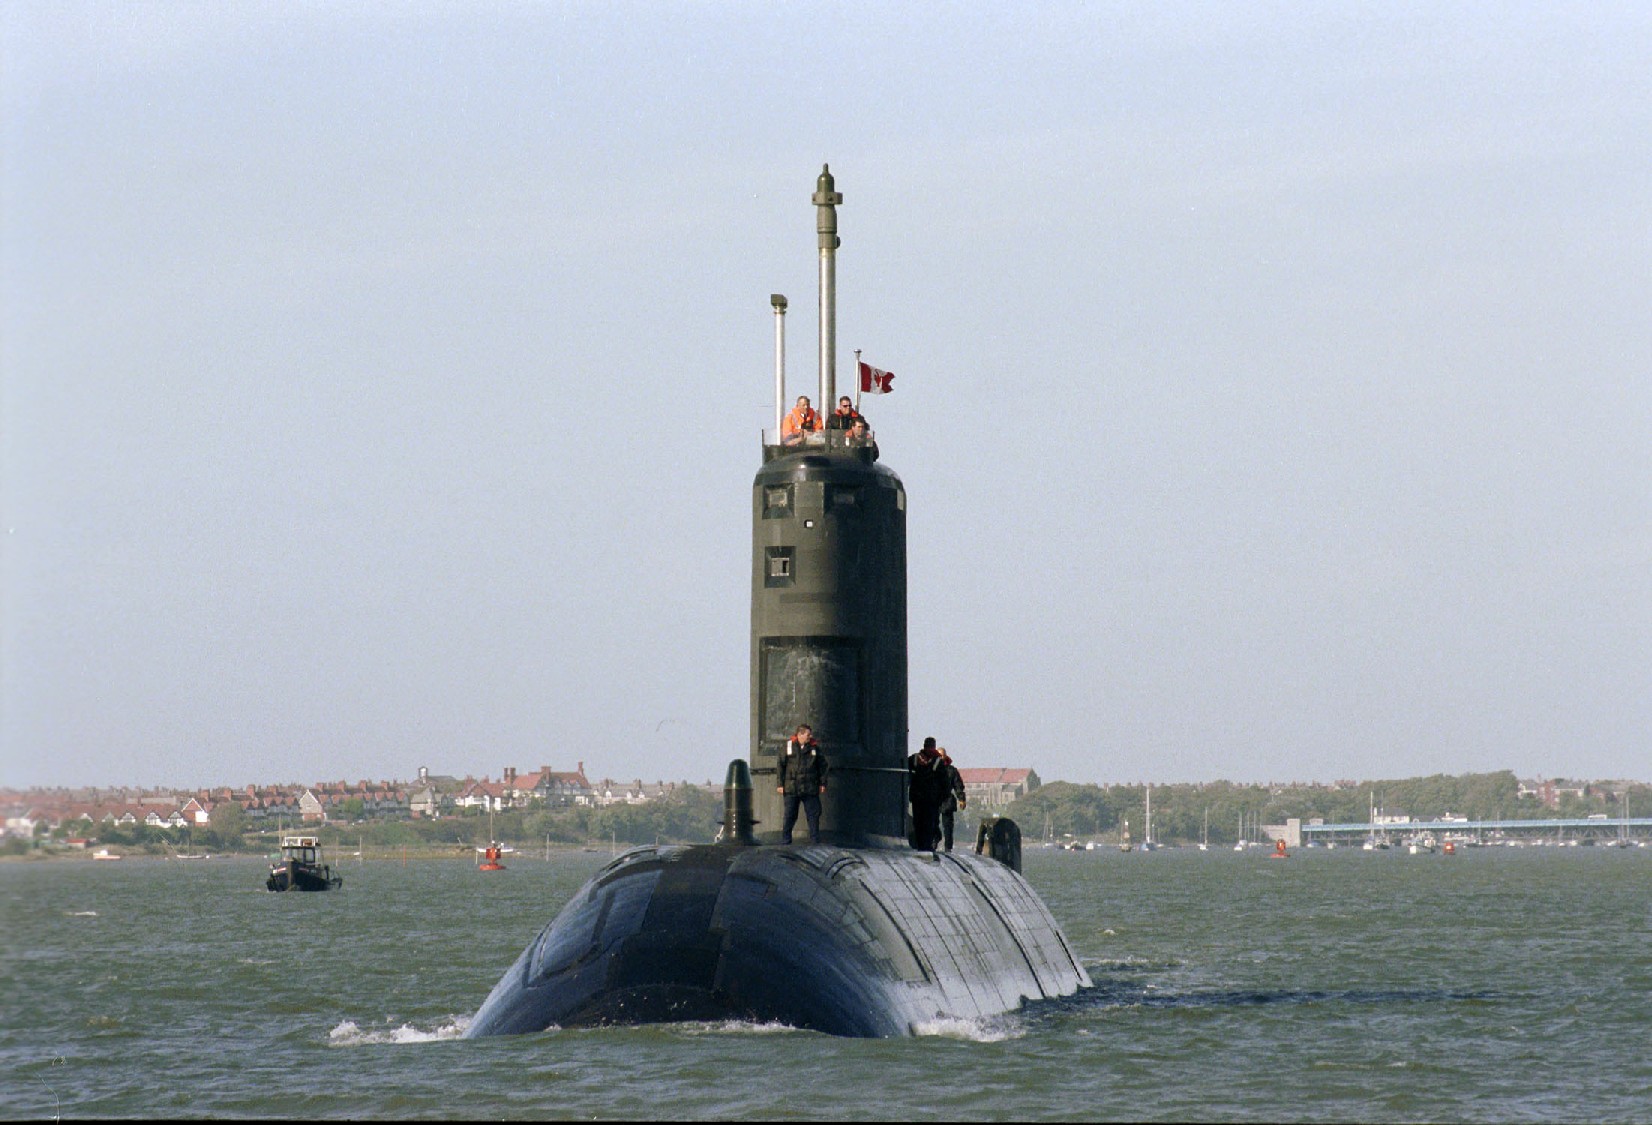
[{"xmin": 278, "ymin": 835, "xmax": 322, "ymax": 864}]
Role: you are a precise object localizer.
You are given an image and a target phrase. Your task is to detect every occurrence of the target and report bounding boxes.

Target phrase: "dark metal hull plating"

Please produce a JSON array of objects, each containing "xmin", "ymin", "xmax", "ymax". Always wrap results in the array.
[{"xmin": 465, "ymin": 844, "xmax": 1090, "ymax": 1038}]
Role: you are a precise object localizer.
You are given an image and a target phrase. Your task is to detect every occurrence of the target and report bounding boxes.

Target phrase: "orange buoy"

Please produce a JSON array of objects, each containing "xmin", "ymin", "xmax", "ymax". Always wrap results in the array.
[
  {"xmin": 1270, "ymin": 838, "xmax": 1289, "ymax": 859},
  {"xmin": 1443, "ymin": 841, "xmax": 1455, "ymax": 855}
]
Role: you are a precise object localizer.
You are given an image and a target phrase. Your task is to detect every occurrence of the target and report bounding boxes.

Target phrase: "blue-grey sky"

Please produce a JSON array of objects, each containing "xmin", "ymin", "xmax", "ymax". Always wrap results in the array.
[{"xmin": 3, "ymin": 2, "xmax": 1648, "ymax": 790}]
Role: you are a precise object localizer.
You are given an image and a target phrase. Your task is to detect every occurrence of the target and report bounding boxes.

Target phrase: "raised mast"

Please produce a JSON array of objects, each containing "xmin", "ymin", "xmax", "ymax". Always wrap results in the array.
[{"xmin": 813, "ymin": 164, "xmax": 842, "ymax": 411}]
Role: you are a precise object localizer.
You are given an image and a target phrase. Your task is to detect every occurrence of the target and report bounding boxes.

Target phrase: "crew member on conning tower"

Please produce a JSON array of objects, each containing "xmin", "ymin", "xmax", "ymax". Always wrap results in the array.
[
  {"xmin": 776, "ymin": 723, "xmax": 828, "ymax": 845},
  {"xmin": 781, "ymin": 395, "xmax": 821, "ymax": 444}
]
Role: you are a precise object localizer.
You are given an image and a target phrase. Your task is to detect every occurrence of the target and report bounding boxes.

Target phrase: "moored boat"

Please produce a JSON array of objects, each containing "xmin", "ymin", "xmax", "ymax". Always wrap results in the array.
[
  {"xmin": 266, "ymin": 835, "xmax": 342, "ymax": 892},
  {"xmin": 477, "ymin": 842, "xmax": 507, "ymax": 872}
]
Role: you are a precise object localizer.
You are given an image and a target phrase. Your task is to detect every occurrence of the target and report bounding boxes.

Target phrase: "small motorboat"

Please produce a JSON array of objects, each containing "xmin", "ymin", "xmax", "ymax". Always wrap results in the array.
[
  {"xmin": 266, "ymin": 835, "xmax": 343, "ymax": 892},
  {"xmin": 477, "ymin": 841, "xmax": 507, "ymax": 872}
]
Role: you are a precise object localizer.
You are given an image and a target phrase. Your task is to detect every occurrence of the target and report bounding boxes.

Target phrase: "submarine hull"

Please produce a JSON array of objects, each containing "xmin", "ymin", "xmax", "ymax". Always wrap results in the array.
[{"xmin": 465, "ymin": 844, "xmax": 1091, "ymax": 1038}]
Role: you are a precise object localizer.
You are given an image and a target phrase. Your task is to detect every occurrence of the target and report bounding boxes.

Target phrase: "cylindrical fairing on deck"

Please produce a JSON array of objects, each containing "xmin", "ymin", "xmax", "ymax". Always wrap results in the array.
[
  {"xmin": 750, "ymin": 448, "xmax": 907, "ymax": 845},
  {"xmin": 771, "ymin": 294, "xmax": 787, "ymax": 436}
]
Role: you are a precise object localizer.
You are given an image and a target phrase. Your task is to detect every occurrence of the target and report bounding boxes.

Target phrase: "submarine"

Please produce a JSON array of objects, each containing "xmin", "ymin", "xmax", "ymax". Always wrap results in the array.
[{"xmin": 465, "ymin": 166, "xmax": 1092, "ymax": 1038}]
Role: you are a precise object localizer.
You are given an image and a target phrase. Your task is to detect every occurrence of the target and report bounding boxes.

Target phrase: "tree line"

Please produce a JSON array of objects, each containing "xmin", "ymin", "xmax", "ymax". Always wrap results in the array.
[{"xmin": 1000, "ymin": 772, "xmax": 1652, "ymax": 845}]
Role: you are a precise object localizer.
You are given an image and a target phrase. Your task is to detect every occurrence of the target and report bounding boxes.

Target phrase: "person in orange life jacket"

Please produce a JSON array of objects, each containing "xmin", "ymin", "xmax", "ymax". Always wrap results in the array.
[
  {"xmin": 776, "ymin": 723, "xmax": 828, "ymax": 844},
  {"xmin": 780, "ymin": 396, "xmax": 822, "ymax": 444},
  {"xmin": 824, "ymin": 395, "xmax": 864, "ymax": 431},
  {"xmin": 908, "ymin": 737, "xmax": 950, "ymax": 851},
  {"xmin": 937, "ymin": 747, "xmax": 967, "ymax": 853}
]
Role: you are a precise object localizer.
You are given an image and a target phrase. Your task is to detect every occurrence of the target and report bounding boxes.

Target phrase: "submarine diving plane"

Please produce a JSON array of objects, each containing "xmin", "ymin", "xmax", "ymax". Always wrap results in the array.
[{"xmin": 465, "ymin": 167, "xmax": 1092, "ymax": 1038}]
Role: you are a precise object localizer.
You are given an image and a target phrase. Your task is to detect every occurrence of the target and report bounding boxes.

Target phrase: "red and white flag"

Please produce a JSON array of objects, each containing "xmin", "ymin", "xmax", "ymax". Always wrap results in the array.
[{"xmin": 858, "ymin": 360, "xmax": 894, "ymax": 395}]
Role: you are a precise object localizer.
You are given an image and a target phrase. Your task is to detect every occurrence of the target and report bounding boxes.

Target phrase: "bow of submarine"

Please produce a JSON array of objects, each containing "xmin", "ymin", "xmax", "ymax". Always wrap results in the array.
[
  {"xmin": 468, "ymin": 846, "xmax": 903, "ymax": 1037},
  {"xmin": 465, "ymin": 842, "xmax": 1090, "ymax": 1039}
]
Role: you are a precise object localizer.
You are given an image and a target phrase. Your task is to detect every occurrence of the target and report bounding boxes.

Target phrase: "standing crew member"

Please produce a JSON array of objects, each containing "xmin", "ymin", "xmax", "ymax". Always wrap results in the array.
[
  {"xmin": 777, "ymin": 723, "xmax": 828, "ymax": 845},
  {"xmin": 938, "ymin": 747, "xmax": 967, "ymax": 853},
  {"xmin": 907, "ymin": 737, "xmax": 948, "ymax": 852}
]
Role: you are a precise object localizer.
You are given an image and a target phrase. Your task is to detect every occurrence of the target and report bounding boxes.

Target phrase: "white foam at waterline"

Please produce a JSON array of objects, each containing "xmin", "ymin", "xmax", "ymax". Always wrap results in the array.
[
  {"xmin": 913, "ymin": 1016, "xmax": 1022, "ymax": 1042},
  {"xmin": 677, "ymin": 1019, "xmax": 801, "ymax": 1036},
  {"xmin": 327, "ymin": 1015, "xmax": 471, "ymax": 1045}
]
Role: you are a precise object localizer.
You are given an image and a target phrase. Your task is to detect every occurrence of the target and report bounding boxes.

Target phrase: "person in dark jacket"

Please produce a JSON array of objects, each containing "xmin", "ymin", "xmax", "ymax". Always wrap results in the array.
[
  {"xmin": 824, "ymin": 395, "xmax": 865, "ymax": 431},
  {"xmin": 937, "ymin": 748, "xmax": 967, "ymax": 852},
  {"xmin": 907, "ymin": 737, "xmax": 949, "ymax": 851},
  {"xmin": 846, "ymin": 418, "xmax": 879, "ymax": 461},
  {"xmin": 776, "ymin": 723, "xmax": 828, "ymax": 844}
]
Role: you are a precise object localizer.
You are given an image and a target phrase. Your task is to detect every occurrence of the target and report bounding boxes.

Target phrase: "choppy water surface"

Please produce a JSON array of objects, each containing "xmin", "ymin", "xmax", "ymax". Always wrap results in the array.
[{"xmin": 3, "ymin": 847, "xmax": 1648, "ymax": 1121}]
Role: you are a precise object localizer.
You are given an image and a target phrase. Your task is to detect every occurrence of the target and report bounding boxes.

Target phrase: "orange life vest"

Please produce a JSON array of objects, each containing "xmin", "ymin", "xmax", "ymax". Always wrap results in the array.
[{"xmin": 782, "ymin": 404, "xmax": 821, "ymax": 436}]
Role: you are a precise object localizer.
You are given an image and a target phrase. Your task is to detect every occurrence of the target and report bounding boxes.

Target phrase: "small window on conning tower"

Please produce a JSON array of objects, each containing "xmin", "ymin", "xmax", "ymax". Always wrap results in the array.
[
  {"xmin": 765, "ymin": 547, "xmax": 794, "ymax": 586},
  {"xmin": 763, "ymin": 485, "xmax": 794, "ymax": 519},
  {"xmin": 826, "ymin": 484, "xmax": 861, "ymax": 511}
]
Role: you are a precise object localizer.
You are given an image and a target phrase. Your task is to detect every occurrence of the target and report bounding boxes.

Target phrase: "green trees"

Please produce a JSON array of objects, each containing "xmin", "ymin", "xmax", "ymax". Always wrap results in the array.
[
  {"xmin": 207, "ymin": 801, "xmax": 247, "ymax": 847},
  {"xmin": 999, "ymin": 771, "xmax": 1539, "ymax": 844}
]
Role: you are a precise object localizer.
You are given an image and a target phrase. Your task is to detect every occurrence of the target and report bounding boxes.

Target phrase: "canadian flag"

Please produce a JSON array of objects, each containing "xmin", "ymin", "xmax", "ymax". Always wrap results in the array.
[{"xmin": 858, "ymin": 359, "xmax": 894, "ymax": 395}]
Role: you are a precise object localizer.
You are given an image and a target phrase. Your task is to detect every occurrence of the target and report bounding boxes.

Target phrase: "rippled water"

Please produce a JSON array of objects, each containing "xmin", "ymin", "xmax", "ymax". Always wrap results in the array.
[{"xmin": 3, "ymin": 847, "xmax": 1648, "ymax": 1121}]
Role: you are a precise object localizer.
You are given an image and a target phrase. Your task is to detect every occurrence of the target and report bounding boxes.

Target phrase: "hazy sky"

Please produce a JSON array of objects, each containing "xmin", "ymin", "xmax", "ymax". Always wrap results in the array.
[{"xmin": 3, "ymin": 2, "xmax": 1648, "ymax": 791}]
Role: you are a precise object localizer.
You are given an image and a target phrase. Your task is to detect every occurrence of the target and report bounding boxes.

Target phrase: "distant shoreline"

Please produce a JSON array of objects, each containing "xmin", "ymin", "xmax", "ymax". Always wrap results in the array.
[{"xmin": 0, "ymin": 844, "xmax": 620, "ymax": 864}]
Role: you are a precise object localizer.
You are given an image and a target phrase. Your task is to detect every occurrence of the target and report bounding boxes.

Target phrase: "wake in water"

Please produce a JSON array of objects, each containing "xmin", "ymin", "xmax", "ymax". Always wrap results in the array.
[
  {"xmin": 672, "ymin": 1013, "xmax": 1023, "ymax": 1042},
  {"xmin": 327, "ymin": 1016, "xmax": 471, "ymax": 1045},
  {"xmin": 1034, "ymin": 982, "xmax": 1496, "ymax": 1021},
  {"xmin": 406, "ymin": 1014, "xmax": 1024, "ymax": 1042}
]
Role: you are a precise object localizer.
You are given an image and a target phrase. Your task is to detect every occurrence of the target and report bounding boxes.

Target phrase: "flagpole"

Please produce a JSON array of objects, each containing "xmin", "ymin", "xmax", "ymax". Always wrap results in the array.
[{"xmin": 854, "ymin": 349, "xmax": 862, "ymax": 412}]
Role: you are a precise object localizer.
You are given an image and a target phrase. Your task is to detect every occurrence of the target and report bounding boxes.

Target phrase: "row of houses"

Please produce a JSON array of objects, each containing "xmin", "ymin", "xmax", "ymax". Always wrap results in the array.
[
  {"xmin": 447, "ymin": 765, "xmax": 704, "ymax": 813},
  {"xmin": 1, "ymin": 781, "xmax": 417, "ymax": 838},
  {"xmin": 2, "ymin": 762, "xmax": 1045, "ymax": 838},
  {"xmin": 1518, "ymin": 777, "xmax": 1591, "ymax": 808},
  {"xmin": 958, "ymin": 768, "xmax": 1041, "ymax": 810},
  {"xmin": 1, "ymin": 763, "xmax": 708, "ymax": 836}
]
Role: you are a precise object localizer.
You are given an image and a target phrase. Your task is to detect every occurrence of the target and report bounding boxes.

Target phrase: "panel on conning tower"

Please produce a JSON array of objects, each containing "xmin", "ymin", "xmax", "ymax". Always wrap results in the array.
[{"xmin": 759, "ymin": 637, "xmax": 863, "ymax": 744}]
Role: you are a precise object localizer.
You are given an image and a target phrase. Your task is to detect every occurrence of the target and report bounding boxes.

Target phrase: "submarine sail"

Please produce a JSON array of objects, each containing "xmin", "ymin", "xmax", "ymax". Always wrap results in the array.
[{"xmin": 465, "ymin": 166, "xmax": 1091, "ymax": 1039}]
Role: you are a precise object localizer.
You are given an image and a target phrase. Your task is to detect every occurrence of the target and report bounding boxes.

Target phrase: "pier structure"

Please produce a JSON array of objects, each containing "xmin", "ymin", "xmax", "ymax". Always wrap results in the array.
[{"xmin": 1272, "ymin": 816, "xmax": 1652, "ymax": 848}]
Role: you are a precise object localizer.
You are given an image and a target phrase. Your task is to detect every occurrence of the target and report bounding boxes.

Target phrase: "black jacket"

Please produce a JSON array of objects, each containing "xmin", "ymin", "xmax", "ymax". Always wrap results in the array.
[
  {"xmin": 778, "ymin": 738, "xmax": 829, "ymax": 795},
  {"xmin": 908, "ymin": 751, "xmax": 951, "ymax": 806},
  {"xmin": 941, "ymin": 761, "xmax": 966, "ymax": 812}
]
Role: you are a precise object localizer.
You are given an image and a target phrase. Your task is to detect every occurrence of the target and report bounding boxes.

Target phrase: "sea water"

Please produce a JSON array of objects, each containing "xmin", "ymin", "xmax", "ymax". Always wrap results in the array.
[{"xmin": 2, "ymin": 847, "xmax": 1648, "ymax": 1121}]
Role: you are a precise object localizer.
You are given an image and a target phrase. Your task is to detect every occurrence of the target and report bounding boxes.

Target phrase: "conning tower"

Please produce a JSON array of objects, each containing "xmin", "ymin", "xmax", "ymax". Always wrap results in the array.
[{"xmin": 751, "ymin": 166, "xmax": 907, "ymax": 845}]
